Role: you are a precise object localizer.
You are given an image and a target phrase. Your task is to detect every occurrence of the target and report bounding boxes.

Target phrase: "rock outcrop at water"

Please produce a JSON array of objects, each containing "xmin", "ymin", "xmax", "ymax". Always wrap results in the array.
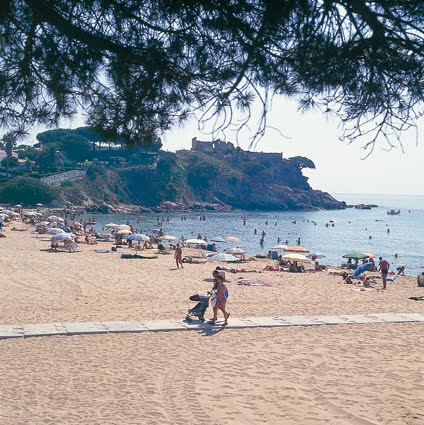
[{"xmin": 58, "ymin": 149, "xmax": 345, "ymax": 211}]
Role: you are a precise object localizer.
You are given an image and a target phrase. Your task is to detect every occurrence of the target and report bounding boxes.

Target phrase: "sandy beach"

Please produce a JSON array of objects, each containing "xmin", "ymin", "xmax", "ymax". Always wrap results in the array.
[{"xmin": 1, "ymin": 229, "xmax": 424, "ymax": 424}]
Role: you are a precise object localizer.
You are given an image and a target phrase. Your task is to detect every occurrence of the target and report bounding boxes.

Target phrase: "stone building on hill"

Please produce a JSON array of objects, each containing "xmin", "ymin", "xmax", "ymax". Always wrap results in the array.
[{"xmin": 190, "ymin": 137, "xmax": 282, "ymax": 164}]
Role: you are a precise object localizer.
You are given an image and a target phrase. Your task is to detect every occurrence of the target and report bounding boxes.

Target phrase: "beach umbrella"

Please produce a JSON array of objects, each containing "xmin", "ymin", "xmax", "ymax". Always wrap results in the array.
[
  {"xmin": 225, "ymin": 247, "xmax": 246, "ymax": 254},
  {"xmin": 160, "ymin": 235, "xmax": 178, "ymax": 241},
  {"xmin": 116, "ymin": 229, "xmax": 132, "ymax": 235},
  {"xmin": 37, "ymin": 221, "xmax": 49, "ymax": 226},
  {"xmin": 362, "ymin": 252, "xmax": 377, "ymax": 259},
  {"xmin": 284, "ymin": 246, "xmax": 310, "ymax": 253},
  {"xmin": 226, "ymin": 236, "xmax": 241, "ymax": 243},
  {"xmin": 15, "ymin": 204, "xmax": 23, "ymax": 208},
  {"xmin": 128, "ymin": 234, "xmax": 150, "ymax": 241},
  {"xmin": 36, "ymin": 203, "xmax": 43, "ymax": 207},
  {"xmin": 185, "ymin": 238, "xmax": 207, "ymax": 245},
  {"xmin": 272, "ymin": 244, "xmax": 288, "ymax": 250},
  {"xmin": 48, "ymin": 221, "xmax": 63, "ymax": 227},
  {"xmin": 352, "ymin": 262, "xmax": 372, "ymax": 279},
  {"xmin": 73, "ymin": 221, "xmax": 82, "ymax": 226},
  {"xmin": 209, "ymin": 253, "xmax": 239, "ymax": 262},
  {"xmin": 47, "ymin": 228, "xmax": 65, "ymax": 235},
  {"xmin": 282, "ymin": 253, "xmax": 310, "ymax": 262},
  {"xmin": 51, "ymin": 233, "xmax": 73, "ymax": 242},
  {"xmin": 47, "ymin": 215, "xmax": 64, "ymax": 222},
  {"xmin": 113, "ymin": 224, "xmax": 132, "ymax": 230},
  {"xmin": 342, "ymin": 252, "xmax": 369, "ymax": 260},
  {"xmin": 307, "ymin": 253, "xmax": 326, "ymax": 260},
  {"xmin": 2, "ymin": 210, "xmax": 13, "ymax": 214},
  {"xmin": 211, "ymin": 237, "xmax": 226, "ymax": 243},
  {"xmin": 105, "ymin": 223, "xmax": 119, "ymax": 228}
]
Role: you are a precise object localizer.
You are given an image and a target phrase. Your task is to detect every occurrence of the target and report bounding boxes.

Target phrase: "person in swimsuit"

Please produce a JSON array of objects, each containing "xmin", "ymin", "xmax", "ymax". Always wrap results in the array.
[
  {"xmin": 208, "ymin": 275, "xmax": 230, "ymax": 326},
  {"xmin": 379, "ymin": 257, "xmax": 390, "ymax": 289},
  {"xmin": 174, "ymin": 244, "xmax": 183, "ymax": 269}
]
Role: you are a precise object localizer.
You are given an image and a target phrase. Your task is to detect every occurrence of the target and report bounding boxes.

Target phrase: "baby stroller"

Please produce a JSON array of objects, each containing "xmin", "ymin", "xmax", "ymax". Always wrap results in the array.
[{"xmin": 185, "ymin": 294, "xmax": 209, "ymax": 322}]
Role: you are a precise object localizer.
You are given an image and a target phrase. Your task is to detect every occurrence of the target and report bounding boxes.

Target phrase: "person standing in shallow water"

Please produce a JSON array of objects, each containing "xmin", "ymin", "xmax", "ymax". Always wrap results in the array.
[
  {"xmin": 174, "ymin": 244, "xmax": 183, "ymax": 269},
  {"xmin": 379, "ymin": 256, "xmax": 390, "ymax": 289}
]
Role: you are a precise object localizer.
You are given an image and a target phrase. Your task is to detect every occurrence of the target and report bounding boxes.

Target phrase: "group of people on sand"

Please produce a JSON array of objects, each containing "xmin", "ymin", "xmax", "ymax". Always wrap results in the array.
[{"xmin": 341, "ymin": 256, "xmax": 392, "ymax": 289}]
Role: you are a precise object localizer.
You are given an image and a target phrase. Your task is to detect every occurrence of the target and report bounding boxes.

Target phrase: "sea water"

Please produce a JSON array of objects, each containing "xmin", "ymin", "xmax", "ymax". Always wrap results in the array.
[{"xmin": 77, "ymin": 194, "xmax": 424, "ymax": 276}]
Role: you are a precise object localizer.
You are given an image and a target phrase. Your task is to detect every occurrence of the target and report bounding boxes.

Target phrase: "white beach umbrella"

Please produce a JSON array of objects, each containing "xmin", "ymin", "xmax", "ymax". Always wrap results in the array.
[
  {"xmin": 225, "ymin": 247, "xmax": 246, "ymax": 254},
  {"xmin": 36, "ymin": 203, "xmax": 43, "ymax": 207},
  {"xmin": 47, "ymin": 215, "xmax": 63, "ymax": 221},
  {"xmin": 37, "ymin": 221, "xmax": 50, "ymax": 226},
  {"xmin": 15, "ymin": 204, "xmax": 23, "ymax": 208},
  {"xmin": 105, "ymin": 223, "xmax": 119, "ymax": 228},
  {"xmin": 48, "ymin": 221, "xmax": 63, "ymax": 227},
  {"xmin": 209, "ymin": 253, "xmax": 239, "ymax": 262},
  {"xmin": 51, "ymin": 233, "xmax": 73, "ymax": 242},
  {"xmin": 185, "ymin": 239, "xmax": 207, "ymax": 245},
  {"xmin": 282, "ymin": 253, "xmax": 310, "ymax": 262},
  {"xmin": 160, "ymin": 235, "xmax": 178, "ymax": 241},
  {"xmin": 128, "ymin": 234, "xmax": 150, "ymax": 241},
  {"xmin": 47, "ymin": 228, "xmax": 65, "ymax": 235},
  {"xmin": 115, "ymin": 224, "xmax": 132, "ymax": 230},
  {"xmin": 116, "ymin": 229, "xmax": 132, "ymax": 235}
]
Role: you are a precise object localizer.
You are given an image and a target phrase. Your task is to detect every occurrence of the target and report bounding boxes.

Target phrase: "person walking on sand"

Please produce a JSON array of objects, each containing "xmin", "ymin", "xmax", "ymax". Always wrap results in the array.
[
  {"xmin": 208, "ymin": 275, "xmax": 230, "ymax": 326},
  {"xmin": 379, "ymin": 256, "xmax": 390, "ymax": 289},
  {"xmin": 174, "ymin": 244, "xmax": 183, "ymax": 269}
]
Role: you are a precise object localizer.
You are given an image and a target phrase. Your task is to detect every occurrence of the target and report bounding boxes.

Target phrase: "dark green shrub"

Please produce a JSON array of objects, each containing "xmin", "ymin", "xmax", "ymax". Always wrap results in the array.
[{"xmin": 0, "ymin": 177, "xmax": 56, "ymax": 205}]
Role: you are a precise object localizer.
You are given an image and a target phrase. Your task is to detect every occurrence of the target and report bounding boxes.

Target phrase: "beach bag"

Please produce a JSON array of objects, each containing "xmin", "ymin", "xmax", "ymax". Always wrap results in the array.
[{"xmin": 209, "ymin": 290, "xmax": 217, "ymax": 307}]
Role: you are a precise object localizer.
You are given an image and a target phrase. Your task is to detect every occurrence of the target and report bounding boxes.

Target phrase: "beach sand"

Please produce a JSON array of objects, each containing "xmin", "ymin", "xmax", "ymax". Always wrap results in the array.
[{"xmin": 1, "ymin": 229, "xmax": 424, "ymax": 424}]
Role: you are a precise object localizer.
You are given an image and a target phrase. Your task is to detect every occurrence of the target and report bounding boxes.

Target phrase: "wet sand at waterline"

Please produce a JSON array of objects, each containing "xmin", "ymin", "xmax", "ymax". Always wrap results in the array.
[{"xmin": 1, "ymin": 230, "xmax": 424, "ymax": 424}]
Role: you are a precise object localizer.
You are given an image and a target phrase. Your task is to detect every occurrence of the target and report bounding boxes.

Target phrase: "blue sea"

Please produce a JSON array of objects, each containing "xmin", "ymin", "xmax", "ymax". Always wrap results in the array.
[{"xmin": 76, "ymin": 194, "xmax": 424, "ymax": 276}]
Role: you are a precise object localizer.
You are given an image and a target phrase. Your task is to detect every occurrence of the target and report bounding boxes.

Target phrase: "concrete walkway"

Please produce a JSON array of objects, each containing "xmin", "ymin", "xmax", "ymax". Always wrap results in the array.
[{"xmin": 1, "ymin": 313, "xmax": 424, "ymax": 340}]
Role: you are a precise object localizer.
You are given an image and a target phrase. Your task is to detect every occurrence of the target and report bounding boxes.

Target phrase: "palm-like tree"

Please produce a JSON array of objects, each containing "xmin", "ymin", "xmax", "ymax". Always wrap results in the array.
[{"xmin": 1, "ymin": 130, "xmax": 27, "ymax": 177}]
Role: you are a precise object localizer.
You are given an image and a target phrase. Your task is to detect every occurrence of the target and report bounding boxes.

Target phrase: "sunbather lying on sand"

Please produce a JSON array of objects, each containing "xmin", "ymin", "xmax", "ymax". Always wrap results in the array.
[
  {"xmin": 220, "ymin": 266, "xmax": 257, "ymax": 273},
  {"xmin": 263, "ymin": 265, "xmax": 282, "ymax": 271}
]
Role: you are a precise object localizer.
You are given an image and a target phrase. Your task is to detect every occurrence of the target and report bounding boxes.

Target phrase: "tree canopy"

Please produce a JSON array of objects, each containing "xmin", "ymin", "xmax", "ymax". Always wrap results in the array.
[
  {"xmin": 0, "ymin": 176, "xmax": 55, "ymax": 205},
  {"xmin": 1, "ymin": 1, "xmax": 423, "ymax": 152}
]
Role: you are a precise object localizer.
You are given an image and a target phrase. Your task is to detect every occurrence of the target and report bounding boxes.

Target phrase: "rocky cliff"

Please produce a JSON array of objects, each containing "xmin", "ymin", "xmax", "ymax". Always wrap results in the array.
[{"xmin": 58, "ymin": 150, "xmax": 345, "ymax": 211}]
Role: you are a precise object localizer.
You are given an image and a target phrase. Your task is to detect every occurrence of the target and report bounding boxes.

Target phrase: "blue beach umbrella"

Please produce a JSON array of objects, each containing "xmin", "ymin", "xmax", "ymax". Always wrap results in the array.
[{"xmin": 352, "ymin": 262, "xmax": 372, "ymax": 279}]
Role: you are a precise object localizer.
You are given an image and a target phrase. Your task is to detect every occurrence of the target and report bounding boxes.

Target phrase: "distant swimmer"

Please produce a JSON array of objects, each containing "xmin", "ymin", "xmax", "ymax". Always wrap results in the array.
[
  {"xmin": 254, "ymin": 229, "xmax": 257, "ymax": 235},
  {"xmin": 387, "ymin": 228, "xmax": 390, "ymax": 233}
]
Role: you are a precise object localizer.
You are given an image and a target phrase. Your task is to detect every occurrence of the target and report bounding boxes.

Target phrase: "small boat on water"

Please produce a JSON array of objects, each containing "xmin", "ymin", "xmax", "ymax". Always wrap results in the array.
[{"xmin": 387, "ymin": 209, "xmax": 400, "ymax": 215}]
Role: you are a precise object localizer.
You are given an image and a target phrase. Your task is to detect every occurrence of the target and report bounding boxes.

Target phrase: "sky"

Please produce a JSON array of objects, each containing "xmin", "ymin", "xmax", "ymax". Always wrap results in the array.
[
  {"xmin": 17, "ymin": 96, "xmax": 424, "ymax": 197},
  {"xmin": 161, "ymin": 97, "xmax": 424, "ymax": 196}
]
